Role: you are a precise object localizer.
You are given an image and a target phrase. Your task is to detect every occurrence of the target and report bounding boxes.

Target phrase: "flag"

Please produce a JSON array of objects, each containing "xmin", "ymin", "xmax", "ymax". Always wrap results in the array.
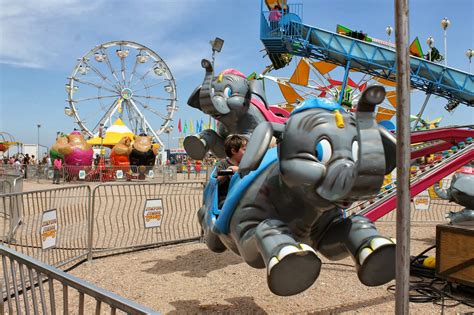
[
  {"xmin": 177, "ymin": 118, "xmax": 182, "ymax": 133},
  {"xmin": 195, "ymin": 120, "xmax": 200, "ymax": 133},
  {"xmin": 212, "ymin": 118, "xmax": 217, "ymax": 131},
  {"xmin": 200, "ymin": 119, "xmax": 204, "ymax": 132},
  {"xmin": 189, "ymin": 119, "xmax": 194, "ymax": 133},
  {"xmin": 183, "ymin": 121, "xmax": 188, "ymax": 134}
]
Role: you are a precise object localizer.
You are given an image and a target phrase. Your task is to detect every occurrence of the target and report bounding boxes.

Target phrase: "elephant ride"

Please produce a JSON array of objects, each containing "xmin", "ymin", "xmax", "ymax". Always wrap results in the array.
[
  {"xmin": 198, "ymin": 85, "xmax": 399, "ymax": 296},
  {"xmin": 184, "ymin": 59, "xmax": 288, "ymax": 160}
]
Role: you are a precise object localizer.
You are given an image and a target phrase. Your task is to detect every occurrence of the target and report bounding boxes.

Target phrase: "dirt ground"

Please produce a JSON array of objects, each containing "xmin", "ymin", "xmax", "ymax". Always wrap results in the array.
[
  {"xmin": 64, "ymin": 223, "xmax": 472, "ymax": 314},
  {"xmin": 19, "ymin": 181, "xmax": 474, "ymax": 314}
]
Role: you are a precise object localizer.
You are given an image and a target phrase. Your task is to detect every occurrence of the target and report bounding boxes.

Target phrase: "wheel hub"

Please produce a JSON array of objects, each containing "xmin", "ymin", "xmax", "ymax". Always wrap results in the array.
[{"xmin": 121, "ymin": 88, "xmax": 133, "ymax": 100}]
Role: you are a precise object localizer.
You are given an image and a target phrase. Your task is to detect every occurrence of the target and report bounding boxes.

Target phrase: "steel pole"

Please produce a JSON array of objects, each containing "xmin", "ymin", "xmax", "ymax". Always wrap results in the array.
[
  {"xmin": 395, "ymin": 0, "xmax": 411, "ymax": 313},
  {"xmin": 37, "ymin": 124, "xmax": 41, "ymax": 183},
  {"xmin": 444, "ymin": 30, "xmax": 447, "ymax": 66}
]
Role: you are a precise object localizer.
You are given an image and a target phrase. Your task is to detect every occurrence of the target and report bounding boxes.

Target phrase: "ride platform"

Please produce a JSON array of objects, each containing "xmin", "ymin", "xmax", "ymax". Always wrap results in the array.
[{"xmin": 260, "ymin": 2, "xmax": 474, "ymax": 107}]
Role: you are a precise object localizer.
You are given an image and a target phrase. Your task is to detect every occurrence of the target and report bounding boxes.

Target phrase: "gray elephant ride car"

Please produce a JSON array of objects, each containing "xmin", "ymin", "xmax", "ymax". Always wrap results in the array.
[{"xmin": 198, "ymin": 85, "xmax": 399, "ymax": 296}]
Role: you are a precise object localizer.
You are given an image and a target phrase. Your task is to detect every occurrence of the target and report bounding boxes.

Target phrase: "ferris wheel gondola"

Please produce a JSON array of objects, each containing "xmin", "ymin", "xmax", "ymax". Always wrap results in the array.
[{"xmin": 65, "ymin": 40, "xmax": 178, "ymax": 147}]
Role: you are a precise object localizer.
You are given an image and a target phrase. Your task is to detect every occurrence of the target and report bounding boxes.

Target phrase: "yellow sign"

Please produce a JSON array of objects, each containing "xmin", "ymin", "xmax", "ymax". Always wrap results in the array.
[
  {"xmin": 143, "ymin": 199, "xmax": 163, "ymax": 228},
  {"xmin": 41, "ymin": 209, "xmax": 58, "ymax": 249}
]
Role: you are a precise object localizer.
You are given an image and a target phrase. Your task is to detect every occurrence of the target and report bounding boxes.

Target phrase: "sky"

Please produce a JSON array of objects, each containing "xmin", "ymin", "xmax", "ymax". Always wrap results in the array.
[{"xmin": 0, "ymin": 0, "xmax": 473, "ymax": 153}]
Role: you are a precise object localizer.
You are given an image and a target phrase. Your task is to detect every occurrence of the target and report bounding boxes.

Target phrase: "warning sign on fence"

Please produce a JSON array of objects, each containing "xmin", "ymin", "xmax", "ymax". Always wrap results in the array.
[
  {"xmin": 79, "ymin": 170, "xmax": 86, "ymax": 180},
  {"xmin": 143, "ymin": 199, "xmax": 163, "ymax": 228},
  {"xmin": 116, "ymin": 170, "xmax": 123, "ymax": 179},
  {"xmin": 40, "ymin": 209, "xmax": 58, "ymax": 249},
  {"xmin": 413, "ymin": 190, "xmax": 431, "ymax": 211}
]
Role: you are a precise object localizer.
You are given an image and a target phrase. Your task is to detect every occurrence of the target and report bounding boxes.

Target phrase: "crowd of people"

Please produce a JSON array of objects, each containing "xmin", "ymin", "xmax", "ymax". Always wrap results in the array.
[{"xmin": 1, "ymin": 153, "xmax": 52, "ymax": 178}]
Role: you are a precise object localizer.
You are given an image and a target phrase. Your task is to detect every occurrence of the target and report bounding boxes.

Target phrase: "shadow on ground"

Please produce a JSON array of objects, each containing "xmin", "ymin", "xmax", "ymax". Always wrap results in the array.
[
  {"xmin": 168, "ymin": 297, "xmax": 267, "ymax": 314},
  {"xmin": 141, "ymin": 248, "xmax": 243, "ymax": 277},
  {"xmin": 309, "ymin": 294, "xmax": 395, "ymax": 314}
]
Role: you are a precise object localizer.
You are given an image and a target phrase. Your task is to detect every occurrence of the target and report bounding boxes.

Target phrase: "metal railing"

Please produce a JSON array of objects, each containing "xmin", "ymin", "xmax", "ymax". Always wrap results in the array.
[
  {"xmin": 1, "ymin": 185, "xmax": 91, "ymax": 269},
  {"xmin": 1, "ymin": 245, "xmax": 159, "ymax": 314},
  {"xmin": 90, "ymin": 181, "xmax": 202, "ymax": 258}
]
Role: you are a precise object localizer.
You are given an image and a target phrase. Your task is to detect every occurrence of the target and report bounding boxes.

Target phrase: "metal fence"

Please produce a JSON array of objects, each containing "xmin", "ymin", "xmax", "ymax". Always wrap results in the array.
[
  {"xmin": 90, "ymin": 181, "xmax": 203, "ymax": 258},
  {"xmin": 1, "ymin": 245, "xmax": 159, "ymax": 314},
  {"xmin": 0, "ymin": 185, "xmax": 92, "ymax": 269}
]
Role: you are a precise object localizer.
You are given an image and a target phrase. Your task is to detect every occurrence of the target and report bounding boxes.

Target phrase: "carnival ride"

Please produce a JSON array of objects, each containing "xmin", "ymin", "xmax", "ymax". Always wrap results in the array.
[
  {"xmin": 65, "ymin": 41, "xmax": 178, "ymax": 148},
  {"xmin": 199, "ymin": 86, "xmax": 398, "ymax": 296},
  {"xmin": 259, "ymin": 1, "xmax": 474, "ymax": 218},
  {"xmin": 259, "ymin": 1, "xmax": 473, "ymax": 120},
  {"xmin": 0, "ymin": 132, "xmax": 22, "ymax": 156}
]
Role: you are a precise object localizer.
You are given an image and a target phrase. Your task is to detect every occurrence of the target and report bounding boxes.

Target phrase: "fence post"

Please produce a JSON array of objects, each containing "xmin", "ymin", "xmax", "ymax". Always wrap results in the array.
[{"xmin": 87, "ymin": 185, "xmax": 94, "ymax": 261}]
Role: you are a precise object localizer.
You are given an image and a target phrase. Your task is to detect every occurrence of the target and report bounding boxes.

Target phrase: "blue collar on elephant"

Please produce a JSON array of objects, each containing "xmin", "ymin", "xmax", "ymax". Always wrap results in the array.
[{"xmin": 291, "ymin": 98, "xmax": 344, "ymax": 116}]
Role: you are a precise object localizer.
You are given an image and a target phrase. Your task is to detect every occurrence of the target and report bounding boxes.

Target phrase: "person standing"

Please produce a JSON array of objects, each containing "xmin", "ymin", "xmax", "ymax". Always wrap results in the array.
[
  {"xmin": 53, "ymin": 157, "xmax": 62, "ymax": 184},
  {"xmin": 269, "ymin": 4, "xmax": 282, "ymax": 32}
]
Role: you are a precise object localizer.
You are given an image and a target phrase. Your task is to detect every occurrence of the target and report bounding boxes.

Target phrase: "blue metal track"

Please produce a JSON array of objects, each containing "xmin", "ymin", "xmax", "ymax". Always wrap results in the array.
[{"xmin": 260, "ymin": 4, "xmax": 474, "ymax": 107}]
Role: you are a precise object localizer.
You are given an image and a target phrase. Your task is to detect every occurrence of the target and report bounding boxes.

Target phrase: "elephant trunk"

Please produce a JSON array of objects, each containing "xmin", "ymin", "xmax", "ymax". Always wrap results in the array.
[
  {"xmin": 350, "ymin": 85, "xmax": 387, "ymax": 200},
  {"xmin": 199, "ymin": 59, "xmax": 217, "ymax": 115},
  {"xmin": 199, "ymin": 59, "xmax": 230, "ymax": 116},
  {"xmin": 318, "ymin": 86, "xmax": 387, "ymax": 203},
  {"xmin": 433, "ymin": 182, "xmax": 452, "ymax": 200}
]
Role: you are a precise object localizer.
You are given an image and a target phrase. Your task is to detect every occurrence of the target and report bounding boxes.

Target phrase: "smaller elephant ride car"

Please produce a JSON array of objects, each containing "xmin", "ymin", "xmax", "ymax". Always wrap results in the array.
[{"xmin": 198, "ymin": 86, "xmax": 398, "ymax": 296}]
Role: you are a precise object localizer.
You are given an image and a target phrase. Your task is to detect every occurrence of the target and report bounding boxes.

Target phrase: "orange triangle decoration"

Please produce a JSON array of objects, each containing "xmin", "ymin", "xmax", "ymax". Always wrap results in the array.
[
  {"xmin": 312, "ymin": 61, "xmax": 337, "ymax": 75},
  {"xmin": 385, "ymin": 91, "xmax": 398, "ymax": 108},
  {"xmin": 374, "ymin": 77, "xmax": 397, "ymax": 87},
  {"xmin": 376, "ymin": 107, "xmax": 397, "ymax": 122},
  {"xmin": 278, "ymin": 83, "xmax": 303, "ymax": 104},
  {"xmin": 290, "ymin": 59, "xmax": 310, "ymax": 86}
]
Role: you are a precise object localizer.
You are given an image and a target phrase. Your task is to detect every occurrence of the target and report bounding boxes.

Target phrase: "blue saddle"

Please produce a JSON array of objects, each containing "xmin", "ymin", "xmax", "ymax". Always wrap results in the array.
[{"xmin": 210, "ymin": 148, "xmax": 278, "ymax": 234}]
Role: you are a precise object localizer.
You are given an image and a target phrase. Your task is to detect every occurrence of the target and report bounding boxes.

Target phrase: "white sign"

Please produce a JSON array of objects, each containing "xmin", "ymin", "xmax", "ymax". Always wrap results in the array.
[
  {"xmin": 40, "ymin": 209, "xmax": 58, "ymax": 249},
  {"xmin": 147, "ymin": 170, "xmax": 154, "ymax": 178},
  {"xmin": 78, "ymin": 170, "xmax": 86, "ymax": 180},
  {"xmin": 116, "ymin": 170, "xmax": 123, "ymax": 179},
  {"xmin": 143, "ymin": 199, "xmax": 163, "ymax": 228},
  {"xmin": 413, "ymin": 190, "xmax": 431, "ymax": 211},
  {"xmin": 47, "ymin": 170, "xmax": 54, "ymax": 179}
]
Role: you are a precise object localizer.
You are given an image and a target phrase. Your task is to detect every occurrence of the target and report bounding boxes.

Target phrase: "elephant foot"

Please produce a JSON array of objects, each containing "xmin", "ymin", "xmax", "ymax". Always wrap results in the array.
[
  {"xmin": 267, "ymin": 244, "xmax": 321, "ymax": 296},
  {"xmin": 357, "ymin": 237, "xmax": 396, "ymax": 286},
  {"xmin": 183, "ymin": 136, "xmax": 206, "ymax": 160}
]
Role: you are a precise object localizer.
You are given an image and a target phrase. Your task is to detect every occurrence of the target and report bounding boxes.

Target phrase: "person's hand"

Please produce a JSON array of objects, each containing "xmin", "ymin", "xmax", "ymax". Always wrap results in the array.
[{"xmin": 228, "ymin": 165, "xmax": 239, "ymax": 172}]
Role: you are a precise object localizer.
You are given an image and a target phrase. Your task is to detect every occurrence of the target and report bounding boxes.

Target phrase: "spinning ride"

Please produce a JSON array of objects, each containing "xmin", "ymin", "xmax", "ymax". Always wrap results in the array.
[{"xmin": 65, "ymin": 41, "xmax": 177, "ymax": 147}]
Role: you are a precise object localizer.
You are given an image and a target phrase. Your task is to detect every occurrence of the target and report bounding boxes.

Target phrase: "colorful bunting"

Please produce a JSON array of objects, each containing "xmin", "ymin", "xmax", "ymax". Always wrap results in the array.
[
  {"xmin": 177, "ymin": 118, "xmax": 182, "ymax": 133},
  {"xmin": 183, "ymin": 121, "xmax": 188, "ymax": 134},
  {"xmin": 189, "ymin": 119, "xmax": 194, "ymax": 133}
]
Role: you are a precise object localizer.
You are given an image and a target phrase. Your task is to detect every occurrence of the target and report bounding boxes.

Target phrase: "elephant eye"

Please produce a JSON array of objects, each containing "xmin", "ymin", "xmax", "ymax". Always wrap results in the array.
[
  {"xmin": 352, "ymin": 140, "xmax": 359, "ymax": 162},
  {"xmin": 223, "ymin": 86, "xmax": 232, "ymax": 98},
  {"xmin": 315, "ymin": 139, "xmax": 332, "ymax": 163}
]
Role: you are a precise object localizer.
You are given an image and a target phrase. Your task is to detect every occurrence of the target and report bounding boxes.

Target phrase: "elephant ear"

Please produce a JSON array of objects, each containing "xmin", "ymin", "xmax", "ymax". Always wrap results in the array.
[
  {"xmin": 378, "ymin": 126, "xmax": 397, "ymax": 174},
  {"xmin": 249, "ymin": 80, "xmax": 269, "ymax": 109},
  {"xmin": 239, "ymin": 122, "xmax": 275, "ymax": 177},
  {"xmin": 187, "ymin": 85, "xmax": 202, "ymax": 110}
]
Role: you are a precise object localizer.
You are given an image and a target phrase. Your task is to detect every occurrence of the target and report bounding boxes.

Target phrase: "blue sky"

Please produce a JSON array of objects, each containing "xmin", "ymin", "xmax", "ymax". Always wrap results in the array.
[{"xmin": 0, "ymin": 0, "xmax": 473, "ymax": 150}]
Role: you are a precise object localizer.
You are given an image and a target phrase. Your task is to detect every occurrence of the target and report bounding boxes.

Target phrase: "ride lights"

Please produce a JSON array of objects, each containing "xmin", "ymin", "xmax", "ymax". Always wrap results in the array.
[
  {"xmin": 116, "ymin": 49, "xmax": 129, "ymax": 59},
  {"xmin": 153, "ymin": 63, "xmax": 165, "ymax": 76},
  {"xmin": 78, "ymin": 65, "xmax": 90, "ymax": 75},
  {"xmin": 94, "ymin": 52, "xmax": 107, "ymax": 62},
  {"xmin": 136, "ymin": 51, "xmax": 149, "ymax": 63},
  {"xmin": 65, "ymin": 84, "xmax": 78, "ymax": 93},
  {"xmin": 164, "ymin": 85, "xmax": 174, "ymax": 93},
  {"xmin": 64, "ymin": 107, "xmax": 74, "ymax": 116},
  {"xmin": 166, "ymin": 105, "xmax": 177, "ymax": 113}
]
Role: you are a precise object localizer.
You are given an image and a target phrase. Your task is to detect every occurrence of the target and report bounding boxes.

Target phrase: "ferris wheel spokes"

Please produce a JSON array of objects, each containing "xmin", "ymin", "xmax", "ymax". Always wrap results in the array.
[
  {"xmin": 99, "ymin": 48, "xmax": 122, "ymax": 86},
  {"xmin": 132, "ymin": 97, "xmax": 169, "ymax": 120},
  {"xmin": 81, "ymin": 58, "xmax": 121, "ymax": 91},
  {"xmin": 128, "ymin": 98, "xmax": 162, "ymax": 146},
  {"xmin": 71, "ymin": 77, "xmax": 118, "ymax": 95}
]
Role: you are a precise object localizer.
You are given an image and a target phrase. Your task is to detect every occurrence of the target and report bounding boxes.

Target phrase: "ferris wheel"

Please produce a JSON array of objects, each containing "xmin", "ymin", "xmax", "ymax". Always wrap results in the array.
[{"xmin": 65, "ymin": 40, "xmax": 177, "ymax": 146}]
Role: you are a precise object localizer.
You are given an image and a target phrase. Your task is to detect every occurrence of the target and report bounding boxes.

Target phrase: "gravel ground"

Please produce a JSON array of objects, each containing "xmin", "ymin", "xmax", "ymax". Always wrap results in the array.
[
  {"xmin": 68, "ymin": 223, "xmax": 473, "ymax": 314},
  {"xmin": 18, "ymin": 180, "xmax": 473, "ymax": 314}
]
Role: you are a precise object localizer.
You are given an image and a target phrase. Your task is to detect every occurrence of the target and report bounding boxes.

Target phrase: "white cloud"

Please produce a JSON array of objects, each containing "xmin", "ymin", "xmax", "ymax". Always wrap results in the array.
[{"xmin": 0, "ymin": 0, "xmax": 201, "ymax": 69}]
